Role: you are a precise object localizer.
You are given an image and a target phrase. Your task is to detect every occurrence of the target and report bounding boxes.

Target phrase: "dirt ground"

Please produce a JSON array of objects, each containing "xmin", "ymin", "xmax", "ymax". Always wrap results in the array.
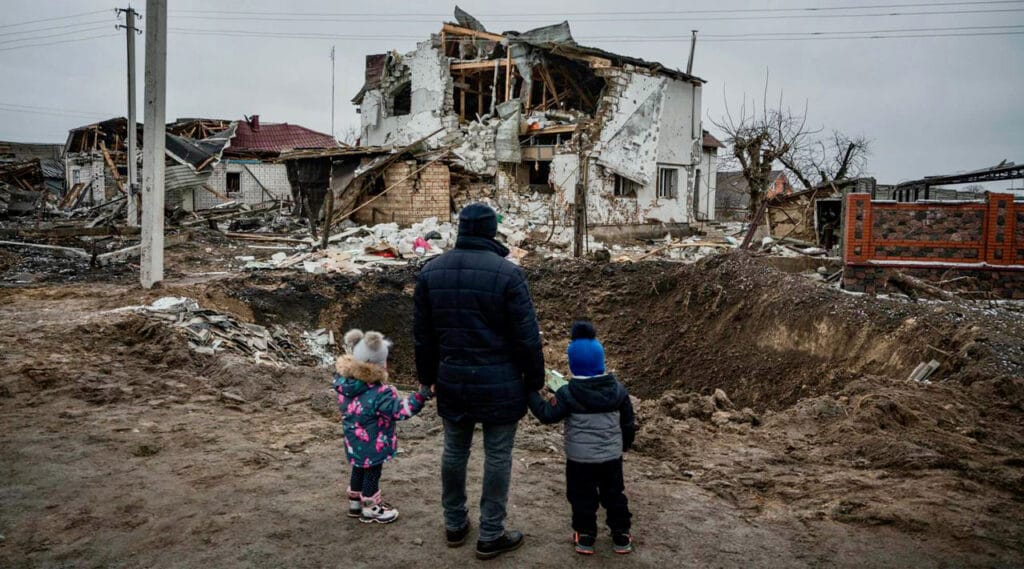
[{"xmin": 1, "ymin": 243, "xmax": 1023, "ymax": 568}]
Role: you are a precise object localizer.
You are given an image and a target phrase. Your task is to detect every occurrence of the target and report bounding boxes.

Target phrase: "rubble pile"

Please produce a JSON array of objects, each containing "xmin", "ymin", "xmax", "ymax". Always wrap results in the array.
[
  {"xmin": 141, "ymin": 296, "xmax": 304, "ymax": 367},
  {"xmin": 240, "ymin": 217, "xmax": 457, "ymax": 274}
]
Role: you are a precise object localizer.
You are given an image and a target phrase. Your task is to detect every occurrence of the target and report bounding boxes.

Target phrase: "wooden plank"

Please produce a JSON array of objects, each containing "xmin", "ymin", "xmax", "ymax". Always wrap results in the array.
[
  {"xmin": 441, "ymin": 23, "xmax": 505, "ymax": 43},
  {"xmin": 526, "ymin": 124, "xmax": 578, "ymax": 135},
  {"xmin": 505, "ymin": 50, "xmax": 512, "ymax": 101},
  {"xmin": 450, "ymin": 59, "xmax": 509, "ymax": 71},
  {"xmin": 538, "ymin": 63, "xmax": 561, "ymax": 107},
  {"xmin": 201, "ymin": 183, "xmax": 232, "ymax": 202},
  {"xmin": 100, "ymin": 142, "xmax": 127, "ymax": 195}
]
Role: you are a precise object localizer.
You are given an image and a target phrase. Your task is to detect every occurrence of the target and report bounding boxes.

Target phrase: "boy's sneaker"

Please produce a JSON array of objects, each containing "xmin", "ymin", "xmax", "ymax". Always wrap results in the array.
[
  {"xmin": 360, "ymin": 496, "xmax": 399, "ymax": 524},
  {"xmin": 612, "ymin": 532, "xmax": 634, "ymax": 554},
  {"xmin": 446, "ymin": 521, "xmax": 471, "ymax": 548},
  {"xmin": 346, "ymin": 489, "xmax": 362, "ymax": 518},
  {"xmin": 573, "ymin": 532, "xmax": 596, "ymax": 555},
  {"xmin": 475, "ymin": 530, "xmax": 524, "ymax": 560}
]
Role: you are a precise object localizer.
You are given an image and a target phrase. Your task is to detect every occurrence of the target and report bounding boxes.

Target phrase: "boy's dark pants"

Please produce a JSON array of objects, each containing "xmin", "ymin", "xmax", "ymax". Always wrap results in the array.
[{"xmin": 565, "ymin": 458, "xmax": 631, "ymax": 535}]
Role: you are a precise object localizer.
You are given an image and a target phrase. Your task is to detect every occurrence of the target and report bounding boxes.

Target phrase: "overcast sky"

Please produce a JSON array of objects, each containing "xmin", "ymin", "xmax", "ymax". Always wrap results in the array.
[{"xmin": 1, "ymin": 0, "xmax": 1022, "ymax": 187}]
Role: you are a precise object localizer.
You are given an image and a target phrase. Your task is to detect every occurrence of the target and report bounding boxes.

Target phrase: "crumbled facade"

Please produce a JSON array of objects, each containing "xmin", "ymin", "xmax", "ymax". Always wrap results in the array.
[
  {"xmin": 352, "ymin": 11, "xmax": 716, "ymax": 238},
  {"xmin": 183, "ymin": 116, "xmax": 338, "ymax": 211}
]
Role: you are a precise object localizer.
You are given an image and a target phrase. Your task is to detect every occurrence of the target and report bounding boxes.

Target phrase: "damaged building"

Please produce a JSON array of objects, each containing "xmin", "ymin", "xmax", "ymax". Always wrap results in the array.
[
  {"xmin": 188, "ymin": 116, "xmax": 339, "ymax": 211},
  {"xmin": 349, "ymin": 8, "xmax": 717, "ymax": 241}
]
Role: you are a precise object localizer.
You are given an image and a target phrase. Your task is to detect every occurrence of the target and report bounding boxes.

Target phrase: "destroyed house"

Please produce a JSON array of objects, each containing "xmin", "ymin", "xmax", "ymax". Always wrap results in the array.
[
  {"xmin": 189, "ymin": 115, "xmax": 339, "ymax": 211},
  {"xmin": 351, "ymin": 8, "xmax": 716, "ymax": 240},
  {"xmin": 63, "ymin": 118, "xmax": 142, "ymax": 204}
]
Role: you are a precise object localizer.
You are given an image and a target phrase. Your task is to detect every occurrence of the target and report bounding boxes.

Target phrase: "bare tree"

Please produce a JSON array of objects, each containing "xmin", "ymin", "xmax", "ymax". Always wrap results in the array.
[
  {"xmin": 712, "ymin": 85, "xmax": 812, "ymax": 217},
  {"xmin": 337, "ymin": 124, "xmax": 360, "ymax": 147},
  {"xmin": 779, "ymin": 130, "xmax": 870, "ymax": 190}
]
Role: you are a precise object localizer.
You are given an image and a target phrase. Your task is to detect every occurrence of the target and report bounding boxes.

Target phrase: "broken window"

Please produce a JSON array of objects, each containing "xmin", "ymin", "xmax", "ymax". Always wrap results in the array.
[
  {"xmin": 527, "ymin": 161, "xmax": 552, "ymax": 193},
  {"xmin": 693, "ymin": 168, "xmax": 701, "ymax": 214},
  {"xmin": 613, "ymin": 174, "xmax": 639, "ymax": 198},
  {"xmin": 226, "ymin": 172, "xmax": 241, "ymax": 196},
  {"xmin": 392, "ymin": 82, "xmax": 412, "ymax": 116},
  {"xmin": 368, "ymin": 174, "xmax": 386, "ymax": 196},
  {"xmin": 657, "ymin": 167, "xmax": 678, "ymax": 199}
]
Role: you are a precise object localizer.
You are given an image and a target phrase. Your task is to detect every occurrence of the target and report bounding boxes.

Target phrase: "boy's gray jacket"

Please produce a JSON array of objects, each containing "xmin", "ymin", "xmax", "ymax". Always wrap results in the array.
[{"xmin": 527, "ymin": 373, "xmax": 636, "ymax": 463}]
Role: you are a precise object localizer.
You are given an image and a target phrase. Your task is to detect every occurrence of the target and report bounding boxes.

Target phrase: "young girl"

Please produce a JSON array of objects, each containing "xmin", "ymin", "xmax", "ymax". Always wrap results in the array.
[{"xmin": 334, "ymin": 329, "xmax": 432, "ymax": 524}]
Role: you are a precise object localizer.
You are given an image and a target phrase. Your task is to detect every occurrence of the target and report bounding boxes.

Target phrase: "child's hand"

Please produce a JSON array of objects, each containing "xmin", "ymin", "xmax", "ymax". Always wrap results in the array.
[{"xmin": 417, "ymin": 384, "xmax": 434, "ymax": 400}]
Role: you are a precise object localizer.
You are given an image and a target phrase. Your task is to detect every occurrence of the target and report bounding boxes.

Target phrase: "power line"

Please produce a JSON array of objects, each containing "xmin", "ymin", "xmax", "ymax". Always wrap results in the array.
[
  {"xmin": 0, "ymin": 18, "xmax": 114, "ymax": 38},
  {"xmin": 0, "ymin": 106, "xmax": 115, "ymax": 120},
  {"xmin": 164, "ymin": 7, "xmax": 1024, "ymax": 24},
  {"xmin": 0, "ymin": 32, "xmax": 119, "ymax": 52},
  {"xmin": 0, "ymin": 9, "xmax": 110, "ymax": 30},
  {"xmin": 588, "ymin": 24, "xmax": 1024, "ymax": 39},
  {"xmin": 697, "ymin": 30, "xmax": 1024, "ymax": 42},
  {"xmin": 169, "ymin": 0, "xmax": 1024, "ymax": 18},
  {"xmin": 0, "ymin": 102, "xmax": 114, "ymax": 117},
  {"xmin": 167, "ymin": 25, "xmax": 1024, "ymax": 43},
  {"xmin": 0, "ymin": 25, "xmax": 113, "ymax": 46}
]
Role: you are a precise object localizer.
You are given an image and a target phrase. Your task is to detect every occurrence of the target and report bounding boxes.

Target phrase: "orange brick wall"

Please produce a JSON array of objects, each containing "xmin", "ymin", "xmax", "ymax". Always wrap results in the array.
[
  {"xmin": 843, "ymin": 193, "xmax": 1023, "ymax": 298},
  {"xmin": 353, "ymin": 161, "xmax": 451, "ymax": 227}
]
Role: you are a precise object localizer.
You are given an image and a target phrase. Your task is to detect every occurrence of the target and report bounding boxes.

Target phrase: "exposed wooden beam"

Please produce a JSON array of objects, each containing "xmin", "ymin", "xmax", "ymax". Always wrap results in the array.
[
  {"xmin": 450, "ymin": 59, "xmax": 509, "ymax": 71},
  {"xmin": 441, "ymin": 23, "xmax": 506, "ymax": 43}
]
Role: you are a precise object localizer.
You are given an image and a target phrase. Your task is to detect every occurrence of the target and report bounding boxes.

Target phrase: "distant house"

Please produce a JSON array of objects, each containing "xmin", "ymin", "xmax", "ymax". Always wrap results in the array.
[
  {"xmin": 694, "ymin": 130, "xmax": 723, "ymax": 222},
  {"xmin": 187, "ymin": 115, "xmax": 339, "ymax": 210},
  {"xmin": 0, "ymin": 141, "xmax": 64, "ymax": 195},
  {"xmin": 715, "ymin": 170, "xmax": 792, "ymax": 220},
  {"xmin": 63, "ymin": 118, "xmax": 141, "ymax": 204}
]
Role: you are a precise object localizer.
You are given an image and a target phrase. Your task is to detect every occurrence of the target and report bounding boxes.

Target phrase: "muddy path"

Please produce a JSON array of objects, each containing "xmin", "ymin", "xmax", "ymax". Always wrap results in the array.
[{"xmin": 1, "ymin": 253, "xmax": 1023, "ymax": 568}]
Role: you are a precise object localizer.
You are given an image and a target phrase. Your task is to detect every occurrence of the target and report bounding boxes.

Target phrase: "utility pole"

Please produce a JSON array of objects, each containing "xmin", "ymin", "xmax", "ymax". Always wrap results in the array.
[
  {"xmin": 573, "ymin": 125, "xmax": 590, "ymax": 258},
  {"xmin": 141, "ymin": 0, "xmax": 166, "ymax": 288},
  {"xmin": 117, "ymin": 6, "xmax": 140, "ymax": 226},
  {"xmin": 330, "ymin": 46, "xmax": 336, "ymax": 139},
  {"xmin": 686, "ymin": 30, "xmax": 698, "ymax": 75}
]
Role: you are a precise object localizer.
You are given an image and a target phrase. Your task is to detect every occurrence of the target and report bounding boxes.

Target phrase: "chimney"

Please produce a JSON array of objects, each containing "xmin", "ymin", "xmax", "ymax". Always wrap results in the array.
[{"xmin": 250, "ymin": 114, "xmax": 260, "ymax": 131}]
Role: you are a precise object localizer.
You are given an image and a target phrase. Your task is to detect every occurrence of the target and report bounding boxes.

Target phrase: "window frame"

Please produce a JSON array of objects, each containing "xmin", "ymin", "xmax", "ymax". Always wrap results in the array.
[
  {"xmin": 657, "ymin": 166, "xmax": 678, "ymax": 200},
  {"xmin": 226, "ymin": 171, "xmax": 242, "ymax": 197},
  {"xmin": 613, "ymin": 174, "xmax": 640, "ymax": 198}
]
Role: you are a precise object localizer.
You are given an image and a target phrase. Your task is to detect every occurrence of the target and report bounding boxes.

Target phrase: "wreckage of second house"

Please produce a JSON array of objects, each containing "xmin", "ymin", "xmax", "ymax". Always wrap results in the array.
[{"xmin": 345, "ymin": 9, "xmax": 719, "ymax": 241}]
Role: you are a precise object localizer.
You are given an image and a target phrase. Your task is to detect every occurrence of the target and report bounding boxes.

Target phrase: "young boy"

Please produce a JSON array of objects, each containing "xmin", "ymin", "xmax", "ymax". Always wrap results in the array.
[{"xmin": 527, "ymin": 321, "xmax": 637, "ymax": 555}]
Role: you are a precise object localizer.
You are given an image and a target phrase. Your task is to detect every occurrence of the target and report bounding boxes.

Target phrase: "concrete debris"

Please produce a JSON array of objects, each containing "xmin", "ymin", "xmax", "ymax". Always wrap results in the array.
[
  {"xmin": 142, "ymin": 296, "xmax": 301, "ymax": 367},
  {"xmin": 302, "ymin": 329, "xmax": 337, "ymax": 368},
  {"xmin": 242, "ymin": 217, "xmax": 456, "ymax": 274}
]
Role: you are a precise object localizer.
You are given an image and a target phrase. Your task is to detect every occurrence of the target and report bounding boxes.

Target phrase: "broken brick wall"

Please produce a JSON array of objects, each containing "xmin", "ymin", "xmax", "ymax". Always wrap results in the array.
[
  {"xmin": 842, "ymin": 193, "xmax": 1023, "ymax": 298},
  {"xmin": 353, "ymin": 161, "xmax": 450, "ymax": 227}
]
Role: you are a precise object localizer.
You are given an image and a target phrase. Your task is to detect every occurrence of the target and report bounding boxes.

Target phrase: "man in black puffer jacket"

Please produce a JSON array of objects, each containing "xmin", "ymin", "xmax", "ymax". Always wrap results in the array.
[{"xmin": 414, "ymin": 203, "xmax": 545, "ymax": 560}]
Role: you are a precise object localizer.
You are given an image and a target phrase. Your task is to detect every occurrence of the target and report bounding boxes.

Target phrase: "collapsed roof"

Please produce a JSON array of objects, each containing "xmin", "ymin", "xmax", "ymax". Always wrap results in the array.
[{"xmin": 353, "ymin": 7, "xmax": 704, "ymax": 105}]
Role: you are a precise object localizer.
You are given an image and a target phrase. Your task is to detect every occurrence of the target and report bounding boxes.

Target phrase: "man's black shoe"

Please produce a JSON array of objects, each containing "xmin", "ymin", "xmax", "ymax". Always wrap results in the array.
[
  {"xmin": 475, "ymin": 530, "xmax": 524, "ymax": 560},
  {"xmin": 446, "ymin": 521, "xmax": 471, "ymax": 548}
]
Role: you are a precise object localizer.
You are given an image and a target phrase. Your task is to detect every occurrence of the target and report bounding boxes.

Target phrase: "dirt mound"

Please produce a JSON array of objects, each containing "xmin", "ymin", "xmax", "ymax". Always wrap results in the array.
[
  {"xmin": 200, "ymin": 252, "xmax": 1023, "ymax": 412},
  {"xmin": 526, "ymin": 252, "xmax": 1024, "ymax": 410}
]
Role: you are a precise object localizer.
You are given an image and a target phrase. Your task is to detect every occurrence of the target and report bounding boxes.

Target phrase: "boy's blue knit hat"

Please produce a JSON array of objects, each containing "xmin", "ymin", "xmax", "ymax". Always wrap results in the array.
[{"xmin": 567, "ymin": 321, "xmax": 605, "ymax": 377}]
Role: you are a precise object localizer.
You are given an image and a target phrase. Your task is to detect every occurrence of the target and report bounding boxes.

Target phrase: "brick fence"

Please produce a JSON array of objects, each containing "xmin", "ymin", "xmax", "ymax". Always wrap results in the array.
[{"xmin": 843, "ymin": 193, "xmax": 1024, "ymax": 298}]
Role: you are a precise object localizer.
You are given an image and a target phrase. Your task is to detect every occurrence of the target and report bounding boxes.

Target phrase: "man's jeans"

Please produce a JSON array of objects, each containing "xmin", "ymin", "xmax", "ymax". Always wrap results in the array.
[{"xmin": 441, "ymin": 418, "xmax": 518, "ymax": 542}]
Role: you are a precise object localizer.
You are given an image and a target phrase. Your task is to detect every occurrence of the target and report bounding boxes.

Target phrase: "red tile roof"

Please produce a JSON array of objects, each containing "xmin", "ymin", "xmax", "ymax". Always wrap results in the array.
[
  {"xmin": 702, "ymin": 130, "xmax": 724, "ymax": 149},
  {"xmin": 230, "ymin": 119, "xmax": 338, "ymax": 154}
]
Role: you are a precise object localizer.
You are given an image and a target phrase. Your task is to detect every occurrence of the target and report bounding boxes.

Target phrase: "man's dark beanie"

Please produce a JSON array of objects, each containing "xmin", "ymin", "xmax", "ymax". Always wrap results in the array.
[{"xmin": 458, "ymin": 203, "xmax": 499, "ymax": 238}]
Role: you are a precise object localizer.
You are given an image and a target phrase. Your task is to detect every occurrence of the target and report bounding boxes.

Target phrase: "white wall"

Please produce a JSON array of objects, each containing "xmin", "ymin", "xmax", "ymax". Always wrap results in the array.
[
  {"xmin": 64, "ymin": 155, "xmax": 106, "ymax": 204},
  {"xmin": 192, "ymin": 161, "xmax": 292, "ymax": 210},
  {"xmin": 696, "ymin": 148, "xmax": 718, "ymax": 221},
  {"xmin": 588, "ymin": 71, "xmax": 700, "ymax": 225},
  {"xmin": 360, "ymin": 40, "xmax": 449, "ymax": 148}
]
